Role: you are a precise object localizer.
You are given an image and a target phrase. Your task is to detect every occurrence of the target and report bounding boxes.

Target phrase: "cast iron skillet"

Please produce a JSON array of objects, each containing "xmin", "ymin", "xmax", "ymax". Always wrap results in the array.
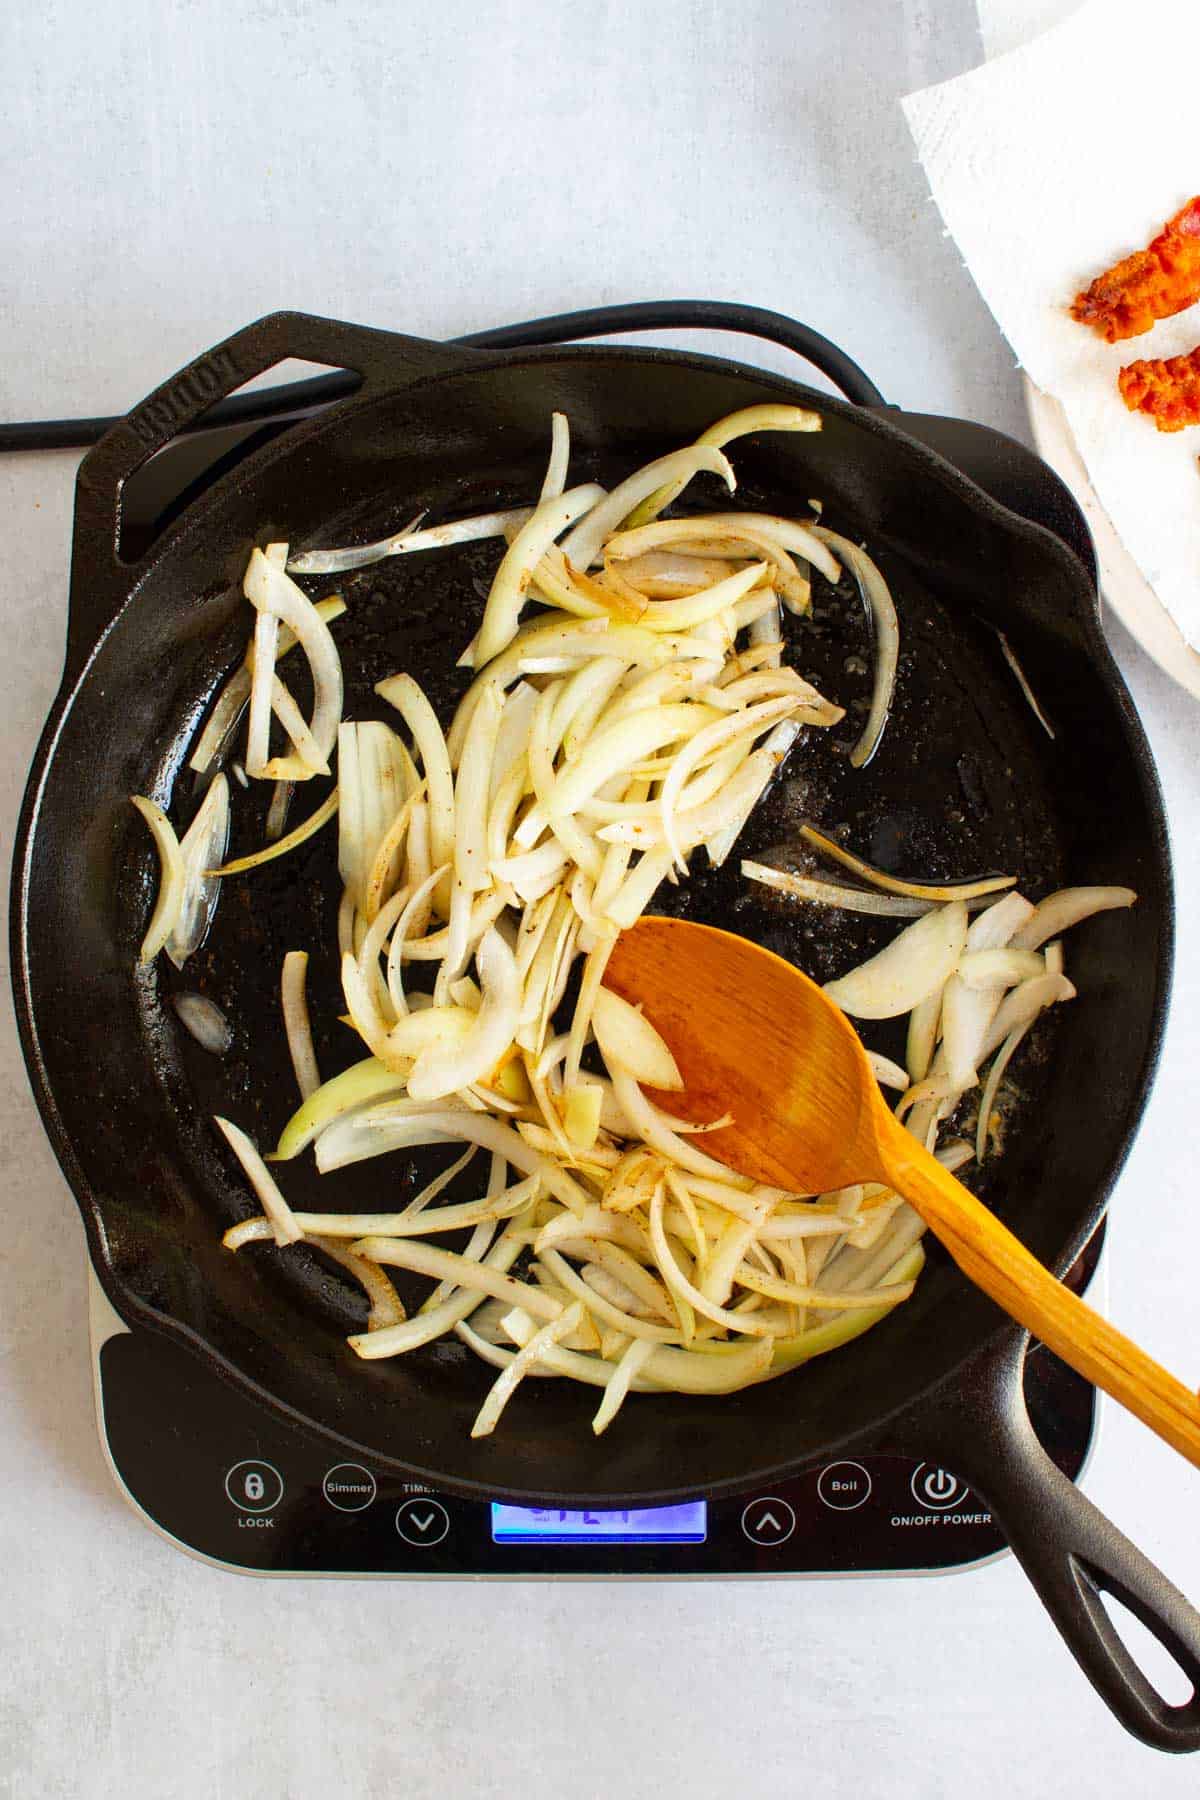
[{"xmin": 11, "ymin": 304, "xmax": 1200, "ymax": 1748}]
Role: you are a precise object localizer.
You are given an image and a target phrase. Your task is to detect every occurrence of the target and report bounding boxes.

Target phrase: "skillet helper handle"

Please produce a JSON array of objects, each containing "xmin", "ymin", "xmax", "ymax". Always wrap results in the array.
[
  {"xmin": 67, "ymin": 310, "xmax": 455, "ymax": 668},
  {"xmin": 894, "ymin": 1330, "xmax": 1200, "ymax": 1752},
  {"xmin": 455, "ymin": 301, "xmax": 887, "ymax": 408},
  {"xmin": 879, "ymin": 1117, "xmax": 1200, "ymax": 1471}
]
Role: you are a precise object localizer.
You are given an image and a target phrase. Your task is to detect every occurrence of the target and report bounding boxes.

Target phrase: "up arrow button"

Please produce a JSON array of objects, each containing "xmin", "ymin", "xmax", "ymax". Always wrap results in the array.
[{"xmin": 740, "ymin": 1496, "xmax": 796, "ymax": 1546}]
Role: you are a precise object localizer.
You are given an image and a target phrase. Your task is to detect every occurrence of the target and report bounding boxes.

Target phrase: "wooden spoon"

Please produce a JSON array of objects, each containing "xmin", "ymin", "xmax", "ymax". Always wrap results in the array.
[{"xmin": 604, "ymin": 913, "xmax": 1200, "ymax": 1470}]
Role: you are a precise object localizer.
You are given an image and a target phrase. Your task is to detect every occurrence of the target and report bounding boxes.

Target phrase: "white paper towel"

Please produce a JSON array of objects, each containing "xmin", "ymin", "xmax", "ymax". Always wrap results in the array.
[{"xmin": 903, "ymin": 0, "xmax": 1200, "ymax": 650}]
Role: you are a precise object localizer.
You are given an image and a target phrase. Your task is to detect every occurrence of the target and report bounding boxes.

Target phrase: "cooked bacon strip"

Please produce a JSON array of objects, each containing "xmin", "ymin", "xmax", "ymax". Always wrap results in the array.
[
  {"xmin": 1118, "ymin": 347, "xmax": 1200, "ymax": 432},
  {"xmin": 1071, "ymin": 198, "xmax": 1200, "ymax": 343}
]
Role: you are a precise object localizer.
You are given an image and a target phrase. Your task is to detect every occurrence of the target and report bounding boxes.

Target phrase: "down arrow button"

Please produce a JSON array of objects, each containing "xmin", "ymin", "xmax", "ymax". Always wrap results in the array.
[{"xmin": 395, "ymin": 1496, "xmax": 451, "ymax": 1547}]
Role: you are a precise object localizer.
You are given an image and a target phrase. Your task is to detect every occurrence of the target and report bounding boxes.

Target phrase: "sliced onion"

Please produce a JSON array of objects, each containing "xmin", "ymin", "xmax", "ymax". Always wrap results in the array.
[
  {"xmin": 493, "ymin": 841, "xmax": 571, "ymax": 898},
  {"xmin": 446, "ymin": 617, "xmax": 692, "ymax": 764},
  {"xmin": 336, "ymin": 723, "xmax": 363, "ymax": 901},
  {"xmin": 614, "ymin": 509, "xmax": 841, "ymax": 586},
  {"xmin": 701, "ymin": 721, "xmax": 798, "ymax": 869},
  {"xmin": 229, "ymin": 1177, "xmax": 536, "ymax": 1248},
  {"xmin": 995, "ymin": 629, "xmax": 1055, "ymax": 739},
  {"xmin": 607, "ymin": 516, "xmax": 812, "ymax": 613},
  {"xmin": 166, "ymin": 773, "xmax": 230, "ymax": 968},
  {"xmin": 906, "ymin": 989, "xmax": 941, "ymax": 1082},
  {"xmin": 286, "ymin": 506, "xmax": 529, "ymax": 576},
  {"xmin": 810, "ymin": 527, "xmax": 898, "ymax": 768},
  {"xmin": 263, "ymin": 673, "xmax": 332, "ymax": 779},
  {"xmin": 824, "ymin": 901, "xmax": 967, "ymax": 1020},
  {"xmin": 173, "ymin": 992, "xmax": 232, "ymax": 1055},
  {"xmin": 395, "ymin": 886, "xmax": 511, "ymax": 964},
  {"xmin": 647, "ymin": 1188, "xmax": 775, "ymax": 1338},
  {"xmin": 537, "ymin": 1251, "xmax": 678, "ymax": 1345},
  {"xmin": 265, "ymin": 780, "xmax": 294, "ymax": 842},
  {"xmin": 332, "ymin": 1223, "xmax": 528, "ymax": 1354},
  {"xmin": 215, "ymin": 1116, "xmax": 303, "ymax": 1246},
  {"xmin": 309, "ymin": 1237, "xmax": 406, "ymax": 1331},
  {"xmin": 741, "ymin": 862, "xmax": 935, "ymax": 917},
  {"xmin": 245, "ymin": 608, "xmax": 279, "ymax": 777},
  {"xmin": 734, "ymin": 1263, "xmax": 915, "ymax": 1312},
  {"xmin": 603, "ymin": 848, "xmax": 674, "ymax": 930},
  {"xmin": 546, "ymin": 701, "xmax": 721, "ymax": 825},
  {"xmin": 598, "ymin": 743, "xmax": 784, "ymax": 853},
  {"xmin": 243, "ymin": 549, "xmax": 344, "ymax": 769},
  {"xmin": 614, "ymin": 550, "xmax": 752, "ymax": 598},
  {"xmin": 130, "ymin": 796, "xmax": 186, "ymax": 963},
  {"xmin": 470, "ymin": 1302, "xmax": 586, "ymax": 1437},
  {"xmin": 966, "ymin": 891, "xmax": 1036, "ymax": 950},
  {"xmin": 407, "ymin": 929, "xmax": 520, "ymax": 1102},
  {"xmin": 560, "ymin": 445, "xmax": 736, "ymax": 573},
  {"xmin": 1010, "ymin": 886, "xmax": 1137, "ymax": 951},
  {"xmin": 344, "ymin": 1105, "xmax": 591, "ymax": 1216},
  {"xmin": 210, "ymin": 788, "xmax": 338, "ymax": 876},
  {"xmin": 501, "ymin": 1307, "xmax": 772, "ymax": 1394},
  {"xmin": 490, "ymin": 681, "xmax": 540, "ymax": 798},
  {"xmin": 592, "ymin": 986, "xmax": 683, "ymax": 1090},
  {"xmin": 475, "ymin": 483, "xmax": 608, "ymax": 666},
  {"xmin": 976, "ymin": 1022, "xmax": 1034, "ymax": 1164},
  {"xmin": 189, "ymin": 666, "xmax": 251, "ymax": 776},
  {"xmin": 363, "ymin": 785, "xmax": 423, "ymax": 924},
  {"xmin": 560, "ymin": 659, "xmax": 631, "ymax": 759},
  {"xmin": 977, "ymin": 971, "xmax": 1075, "ymax": 1064},
  {"xmin": 939, "ymin": 974, "xmax": 984, "ymax": 1093},
  {"xmin": 658, "ymin": 696, "xmax": 802, "ymax": 872},
  {"xmin": 274, "ymin": 1055, "xmax": 414, "ymax": 1160},
  {"xmin": 189, "ymin": 595, "xmax": 347, "ymax": 776},
  {"xmin": 592, "ymin": 1336, "xmax": 658, "ymax": 1435},
  {"xmin": 799, "ymin": 824, "xmax": 1014, "ymax": 903},
  {"xmin": 867, "ymin": 1049, "xmax": 909, "ymax": 1091},
  {"xmin": 281, "ymin": 950, "xmax": 320, "ymax": 1100},
  {"xmin": 375, "ymin": 673, "xmax": 456, "ymax": 905},
  {"xmin": 454, "ymin": 686, "xmax": 503, "ymax": 896},
  {"xmin": 612, "ymin": 562, "xmax": 767, "ymax": 635},
  {"xmin": 958, "ymin": 948, "xmax": 1045, "ymax": 991},
  {"xmin": 539, "ymin": 411, "xmax": 570, "ymax": 503},
  {"xmin": 348, "ymin": 1236, "xmax": 562, "ymax": 1333},
  {"xmin": 620, "ymin": 406, "xmax": 823, "ymax": 533},
  {"xmin": 609, "ymin": 1068, "xmax": 750, "ymax": 1185}
]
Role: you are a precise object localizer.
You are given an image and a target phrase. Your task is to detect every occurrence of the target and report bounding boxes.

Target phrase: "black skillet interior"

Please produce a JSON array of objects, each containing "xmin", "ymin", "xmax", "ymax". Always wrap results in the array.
[{"xmin": 13, "ymin": 313, "xmax": 1171, "ymax": 1506}]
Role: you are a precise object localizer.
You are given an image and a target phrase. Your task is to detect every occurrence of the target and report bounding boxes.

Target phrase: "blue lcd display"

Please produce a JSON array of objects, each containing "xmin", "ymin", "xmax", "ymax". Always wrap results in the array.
[{"xmin": 491, "ymin": 1502, "xmax": 707, "ymax": 1545}]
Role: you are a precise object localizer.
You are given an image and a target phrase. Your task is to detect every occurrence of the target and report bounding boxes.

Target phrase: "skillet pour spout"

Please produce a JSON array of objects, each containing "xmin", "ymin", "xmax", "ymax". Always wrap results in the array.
[{"xmin": 11, "ymin": 303, "xmax": 1196, "ymax": 1748}]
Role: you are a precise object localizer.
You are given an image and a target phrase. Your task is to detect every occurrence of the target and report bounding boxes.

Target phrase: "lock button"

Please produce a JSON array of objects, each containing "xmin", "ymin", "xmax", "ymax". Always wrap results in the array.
[{"xmin": 224, "ymin": 1460, "xmax": 284, "ymax": 1513}]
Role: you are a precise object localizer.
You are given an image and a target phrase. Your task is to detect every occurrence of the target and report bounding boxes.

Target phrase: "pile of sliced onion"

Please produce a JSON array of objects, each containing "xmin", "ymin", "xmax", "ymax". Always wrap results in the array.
[{"xmin": 125, "ymin": 404, "xmax": 1136, "ymax": 1441}]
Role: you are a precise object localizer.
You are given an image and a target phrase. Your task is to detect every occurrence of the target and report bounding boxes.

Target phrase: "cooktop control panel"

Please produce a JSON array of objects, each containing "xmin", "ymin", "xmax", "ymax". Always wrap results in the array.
[{"xmin": 94, "ymin": 1300, "xmax": 1094, "ymax": 1578}]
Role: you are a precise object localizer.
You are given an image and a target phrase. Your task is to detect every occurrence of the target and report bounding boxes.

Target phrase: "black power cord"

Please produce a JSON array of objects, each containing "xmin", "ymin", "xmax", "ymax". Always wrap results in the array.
[{"xmin": 0, "ymin": 301, "xmax": 884, "ymax": 453}]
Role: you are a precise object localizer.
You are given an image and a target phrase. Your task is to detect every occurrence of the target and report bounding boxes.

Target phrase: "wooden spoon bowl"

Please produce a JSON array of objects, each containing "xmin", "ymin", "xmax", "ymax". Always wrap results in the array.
[{"xmin": 605, "ymin": 913, "xmax": 1200, "ymax": 1471}]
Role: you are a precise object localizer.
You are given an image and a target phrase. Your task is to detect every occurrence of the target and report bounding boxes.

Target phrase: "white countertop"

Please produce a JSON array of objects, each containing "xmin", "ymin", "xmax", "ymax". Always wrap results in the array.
[{"xmin": 2, "ymin": 2, "xmax": 1198, "ymax": 1794}]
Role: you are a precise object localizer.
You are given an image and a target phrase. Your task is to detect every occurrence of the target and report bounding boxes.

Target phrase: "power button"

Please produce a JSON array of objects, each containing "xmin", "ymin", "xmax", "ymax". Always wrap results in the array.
[{"xmin": 910, "ymin": 1463, "xmax": 969, "ymax": 1511}]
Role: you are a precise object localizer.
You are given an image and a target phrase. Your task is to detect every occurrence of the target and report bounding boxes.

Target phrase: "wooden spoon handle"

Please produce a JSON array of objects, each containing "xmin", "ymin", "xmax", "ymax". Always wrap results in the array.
[{"xmin": 878, "ymin": 1117, "xmax": 1200, "ymax": 1471}]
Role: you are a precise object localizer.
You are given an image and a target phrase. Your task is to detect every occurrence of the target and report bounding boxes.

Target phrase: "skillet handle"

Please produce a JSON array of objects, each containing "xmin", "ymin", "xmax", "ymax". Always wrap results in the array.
[
  {"xmin": 888, "ymin": 1326, "xmax": 1200, "ymax": 1752},
  {"xmin": 67, "ymin": 310, "xmax": 460, "ymax": 676},
  {"xmin": 457, "ymin": 301, "xmax": 887, "ymax": 408}
]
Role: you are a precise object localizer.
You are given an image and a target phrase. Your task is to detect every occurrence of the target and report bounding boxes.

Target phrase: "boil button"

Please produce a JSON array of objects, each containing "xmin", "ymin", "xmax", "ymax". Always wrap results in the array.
[
  {"xmin": 816, "ymin": 1461, "xmax": 872, "ymax": 1511},
  {"xmin": 740, "ymin": 1496, "xmax": 796, "ymax": 1546}
]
